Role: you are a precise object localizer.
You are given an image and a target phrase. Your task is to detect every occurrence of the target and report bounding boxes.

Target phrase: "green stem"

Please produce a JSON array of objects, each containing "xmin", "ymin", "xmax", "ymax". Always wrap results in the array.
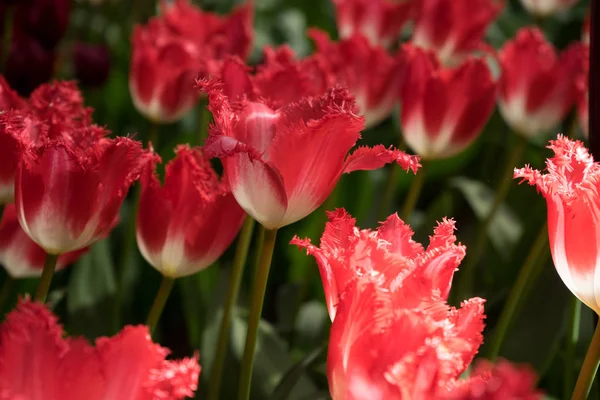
[
  {"xmin": 34, "ymin": 253, "xmax": 59, "ymax": 303},
  {"xmin": 486, "ymin": 223, "xmax": 548, "ymax": 360},
  {"xmin": 572, "ymin": 319, "xmax": 600, "ymax": 400},
  {"xmin": 455, "ymin": 134, "xmax": 527, "ymax": 299},
  {"xmin": 146, "ymin": 276, "xmax": 175, "ymax": 333},
  {"xmin": 147, "ymin": 121, "xmax": 159, "ymax": 149},
  {"xmin": 566, "ymin": 297, "xmax": 583, "ymax": 397},
  {"xmin": 400, "ymin": 164, "xmax": 426, "ymax": 220},
  {"xmin": 1, "ymin": 6, "xmax": 13, "ymax": 72},
  {"xmin": 0, "ymin": 275, "xmax": 13, "ymax": 312},
  {"xmin": 208, "ymin": 216, "xmax": 256, "ymax": 400},
  {"xmin": 238, "ymin": 228, "xmax": 278, "ymax": 400},
  {"xmin": 196, "ymin": 98, "xmax": 211, "ymax": 146}
]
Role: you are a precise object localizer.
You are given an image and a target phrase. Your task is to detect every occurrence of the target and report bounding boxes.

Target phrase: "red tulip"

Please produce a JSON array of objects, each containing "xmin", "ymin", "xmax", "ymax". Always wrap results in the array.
[
  {"xmin": 137, "ymin": 146, "xmax": 245, "ymax": 278},
  {"xmin": 498, "ymin": 28, "xmax": 586, "ymax": 138},
  {"xmin": 400, "ymin": 46, "xmax": 496, "ymax": 159},
  {"xmin": 308, "ymin": 29, "xmax": 406, "ymax": 129},
  {"xmin": 0, "ymin": 80, "xmax": 100, "ymax": 204},
  {"xmin": 445, "ymin": 359, "xmax": 542, "ymax": 400},
  {"xmin": 292, "ymin": 210, "xmax": 485, "ymax": 399},
  {"xmin": 0, "ymin": 205, "xmax": 86, "ymax": 278},
  {"xmin": 332, "ymin": 0, "xmax": 418, "ymax": 48},
  {"xmin": 515, "ymin": 136, "xmax": 600, "ymax": 314},
  {"xmin": 15, "ymin": 137, "xmax": 154, "ymax": 254},
  {"xmin": 0, "ymin": 300, "xmax": 200, "ymax": 399},
  {"xmin": 520, "ymin": 0, "xmax": 578, "ymax": 17},
  {"xmin": 411, "ymin": 0, "xmax": 503, "ymax": 66},
  {"xmin": 201, "ymin": 84, "xmax": 420, "ymax": 229},
  {"xmin": 129, "ymin": 0, "xmax": 252, "ymax": 123}
]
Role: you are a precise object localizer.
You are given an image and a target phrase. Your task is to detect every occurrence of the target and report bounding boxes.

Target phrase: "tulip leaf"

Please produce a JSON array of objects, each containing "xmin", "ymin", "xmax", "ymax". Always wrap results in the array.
[
  {"xmin": 66, "ymin": 239, "xmax": 117, "ymax": 338},
  {"xmin": 202, "ymin": 306, "xmax": 317, "ymax": 400},
  {"xmin": 450, "ymin": 176, "xmax": 523, "ymax": 258},
  {"xmin": 271, "ymin": 343, "xmax": 327, "ymax": 400}
]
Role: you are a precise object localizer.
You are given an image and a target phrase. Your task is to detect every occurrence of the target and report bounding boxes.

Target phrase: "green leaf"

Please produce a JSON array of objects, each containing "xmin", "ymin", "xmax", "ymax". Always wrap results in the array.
[
  {"xmin": 203, "ymin": 307, "xmax": 317, "ymax": 399},
  {"xmin": 450, "ymin": 176, "xmax": 523, "ymax": 258},
  {"xmin": 66, "ymin": 239, "xmax": 116, "ymax": 338},
  {"xmin": 294, "ymin": 301, "xmax": 328, "ymax": 351},
  {"xmin": 271, "ymin": 344, "xmax": 327, "ymax": 400}
]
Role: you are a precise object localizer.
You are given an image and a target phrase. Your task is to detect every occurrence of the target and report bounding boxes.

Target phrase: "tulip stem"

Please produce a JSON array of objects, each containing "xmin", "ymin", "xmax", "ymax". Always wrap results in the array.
[
  {"xmin": 572, "ymin": 319, "xmax": 600, "ymax": 400},
  {"xmin": 565, "ymin": 297, "xmax": 583, "ymax": 397},
  {"xmin": 1, "ymin": 6, "xmax": 13, "ymax": 72},
  {"xmin": 34, "ymin": 253, "xmax": 59, "ymax": 303},
  {"xmin": 238, "ymin": 227, "xmax": 278, "ymax": 400},
  {"xmin": 146, "ymin": 276, "xmax": 175, "ymax": 333},
  {"xmin": 208, "ymin": 216, "xmax": 256, "ymax": 400},
  {"xmin": 486, "ymin": 223, "xmax": 548, "ymax": 360},
  {"xmin": 196, "ymin": 99, "xmax": 211, "ymax": 146},
  {"xmin": 455, "ymin": 133, "xmax": 527, "ymax": 299},
  {"xmin": 400, "ymin": 164, "xmax": 426, "ymax": 221},
  {"xmin": 0, "ymin": 275, "xmax": 13, "ymax": 313}
]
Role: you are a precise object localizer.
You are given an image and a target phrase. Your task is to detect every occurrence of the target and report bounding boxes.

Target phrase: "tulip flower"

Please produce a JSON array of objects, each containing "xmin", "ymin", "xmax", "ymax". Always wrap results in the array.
[
  {"xmin": 498, "ymin": 28, "xmax": 586, "ymax": 138},
  {"xmin": 129, "ymin": 0, "xmax": 252, "ymax": 123},
  {"xmin": 411, "ymin": 0, "xmax": 503, "ymax": 66},
  {"xmin": 0, "ymin": 205, "xmax": 86, "ymax": 278},
  {"xmin": 292, "ymin": 210, "xmax": 485, "ymax": 398},
  {"xmin": 137, "ymin": 146, "xmax": 245, "ymax": 278},
  {"xmin": 332, "ymin": 0, "xmax": 418, "ymax": 48},
  {"xmin": 13, "ymin": 0, "xmax": 70, "ymax": 50},
  {"xmin": 0, "ymin": 300, "xmax": 200, "ymax": 399},
  {"xmin": 15, "ymin": 136, "xmax": 153, "ymax": 255},
  {"xmin": 308, "ymin": 29, "xmax": 407, "ymax": 129},
  {"xmin": 201, "ymin": 84, "xmax": 420, "ymax": 230},
  {"xmin": 400, "ymin": 46, "xmax": 496, "ymax": 160},
  {"xmin": 520, "ymin": 0, "xmax": 578, "ymax": 18},
  {"xmin": 514, "ymin": 136, "xmax": 600, "ymax": 314}
]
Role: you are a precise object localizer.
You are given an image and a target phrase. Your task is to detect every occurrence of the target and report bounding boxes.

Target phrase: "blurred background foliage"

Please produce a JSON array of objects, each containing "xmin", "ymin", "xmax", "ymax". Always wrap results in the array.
[{"xmin": 0, "ymin": 0, "xmax": 593, "ymax": 399}]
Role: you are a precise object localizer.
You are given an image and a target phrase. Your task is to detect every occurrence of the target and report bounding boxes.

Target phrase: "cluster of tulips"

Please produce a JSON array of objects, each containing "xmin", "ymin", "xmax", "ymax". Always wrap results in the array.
[{"xmin": 0, "ymin": 0, "xmax": 597, "ymax": 399}]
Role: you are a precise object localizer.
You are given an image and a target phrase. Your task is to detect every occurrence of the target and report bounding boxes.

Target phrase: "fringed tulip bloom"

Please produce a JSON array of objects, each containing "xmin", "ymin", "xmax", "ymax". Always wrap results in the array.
[
  {"xmin": 411, "ymin": 0, "xmax": 503, "ymax": 66},
  {"xmin": 400, "ymin": 46, "xmax": 496, "ymax": 159},
  {"xmin": 0, "ymin": 300, "xmax": 200, "ymax": 399},
  {"xmin": 520, "ymin": 0, "xmax": 578, "ymax": 18},
  {"xmin": 201, "ymin": 84, "xmax": 420, "ymax": 229},
  {"xmin": 130, "ymin": 0, "xmax": 252, "ymax": 123},
  {"xmin": 0, "ymin": 80, "xmax": 93, "ymax": 204},
  {"xmin": 515, "ymin": 136, "xmax": 600, "ymax": 314},
  {"xmin": 498, "ymin": 28, "xmax": 586, "ymax": 138},
  {"xmin": 332, "ymin": 0, "xmax": 418, "ymax": 48},
  {"xmin": 0, "ymin": 205, "xmax": 86, "ymax": 278},
  {"xmin": 445, "ymin": 359, "xmax": 542, "ymax": 400},
  {"xmin": 16, "ymin": 137, "xmax": 154, "ymax": 254},
  {"xmin": 292, "ymin": 210, "xmax": 486, "ymax": 398},
  {"xmin": 137, "ymin": 146, "xmax": 245, "ymax": 278},
  {"xmin": 308, "ymin": 29, "xmax": 406, "ymax": 129}
]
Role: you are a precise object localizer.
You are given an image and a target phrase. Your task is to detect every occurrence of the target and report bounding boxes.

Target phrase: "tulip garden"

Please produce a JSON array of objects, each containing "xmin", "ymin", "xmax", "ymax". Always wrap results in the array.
[{"xmin": 0, "ymin": 0, "xmax": 597, "ymax": 399}]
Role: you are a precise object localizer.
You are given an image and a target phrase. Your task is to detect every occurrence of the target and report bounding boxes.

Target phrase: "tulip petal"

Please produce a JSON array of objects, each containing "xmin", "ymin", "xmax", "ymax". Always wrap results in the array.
[
  {"xmin": 205, "ymin": 135, "xmax": 288, "ymax": 229},
  {"xmin": 343, "ymin": 144, "xmax": 421, "ymax": 175}
]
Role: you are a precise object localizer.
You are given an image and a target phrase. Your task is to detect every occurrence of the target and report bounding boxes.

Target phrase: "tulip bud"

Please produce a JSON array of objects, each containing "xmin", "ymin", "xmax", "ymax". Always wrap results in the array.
[
  {"xmin": 411, "ymin": 0, "xmax": 503, "ymax": 66},
  {"xmin": 498, "ymin": 28, "xmax": 586, "ymax": 138},
  {"xmin": 332, "ymin": 0, "xmax": 418, "ymax": 48},
  {"xmin": 400, "ymin": 46, "xmax": 496, "ymax": 160},
  {"xmin": 129, "ymin": 0, "xmax": 252, "ymax": 123},
  {"xmin": 136, "ymin": 146, "xmax": 245, "ymax": 278},
  {"xmin": 308, "ymin": 29, "xmax": 406, "ymax": 129}
]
